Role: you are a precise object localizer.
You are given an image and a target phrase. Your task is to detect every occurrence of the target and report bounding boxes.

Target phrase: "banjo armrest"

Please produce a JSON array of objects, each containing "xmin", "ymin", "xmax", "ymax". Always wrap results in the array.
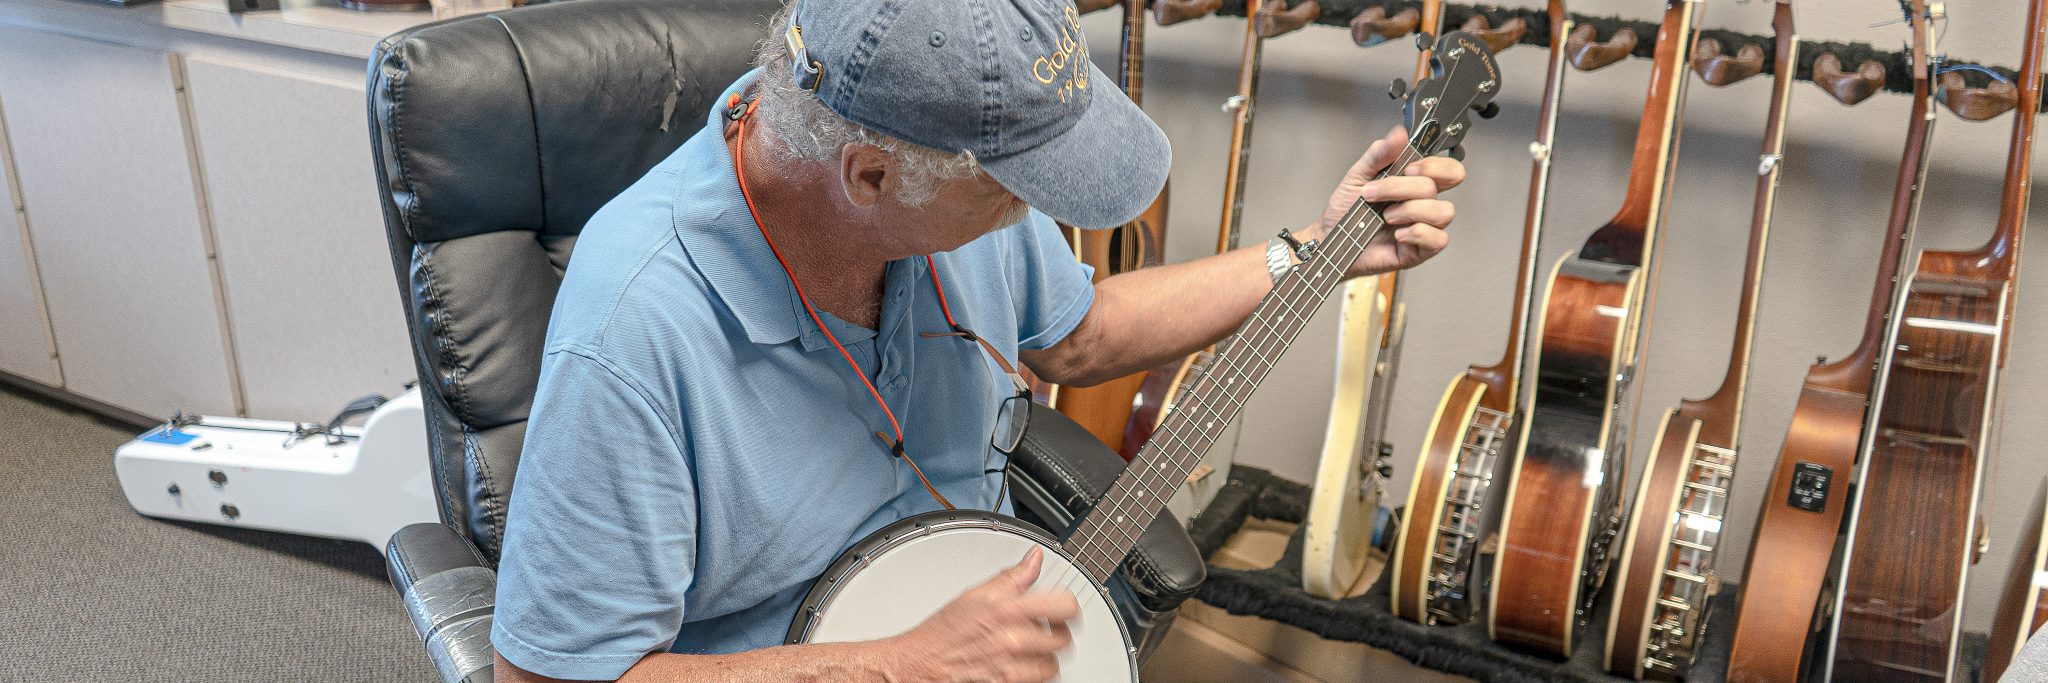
[{"xmin": 1009, "ymin": 403, "xmax": 1207, "ymax": 615}]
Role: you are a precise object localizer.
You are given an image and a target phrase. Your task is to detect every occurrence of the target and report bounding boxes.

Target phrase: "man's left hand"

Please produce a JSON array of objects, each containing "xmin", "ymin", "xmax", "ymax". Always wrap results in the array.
[{"xmin": 1309, "ymin": 126, "xmax": 1465, "ymax": 278}]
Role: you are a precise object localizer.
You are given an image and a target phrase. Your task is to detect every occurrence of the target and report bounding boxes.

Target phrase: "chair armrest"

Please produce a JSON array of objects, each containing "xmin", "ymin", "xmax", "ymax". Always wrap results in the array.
[
  {"xmin": 387, "ymin": 523, "xmax": 497, "ymax": 683},
  {"xmin": 1008, "ymin": 403, "xmax": 1207, "ymax": 614}
]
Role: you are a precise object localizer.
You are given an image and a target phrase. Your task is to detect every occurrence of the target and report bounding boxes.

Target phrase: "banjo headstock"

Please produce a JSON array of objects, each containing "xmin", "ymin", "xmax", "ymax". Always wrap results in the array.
[{"xmin": 1402, "ymin": 31, "xmax": 1502, "ymax": 159}]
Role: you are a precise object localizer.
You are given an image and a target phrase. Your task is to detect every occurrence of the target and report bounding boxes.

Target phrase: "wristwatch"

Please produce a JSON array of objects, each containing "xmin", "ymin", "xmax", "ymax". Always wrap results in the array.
[{"xmin": 1265, "ymin": 235, "xmax": 1297, "ymax": 284}]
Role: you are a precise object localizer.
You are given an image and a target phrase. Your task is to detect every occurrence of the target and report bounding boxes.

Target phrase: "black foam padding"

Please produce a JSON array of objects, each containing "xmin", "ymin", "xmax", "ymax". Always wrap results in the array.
[{"xmin": 1097, "ymin": 1, "xmax": 2042, "ymax": 109}]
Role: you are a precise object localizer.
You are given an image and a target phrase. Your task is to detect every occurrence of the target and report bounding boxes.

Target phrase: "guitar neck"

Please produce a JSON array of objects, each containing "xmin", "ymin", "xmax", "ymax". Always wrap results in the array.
[
  {"xmin": 1837, "ymin": 2, "xmax": 1938, "ymax": 381},
  {"xmin": 1583, "ymin": 0, "xmax": 1697, "ymax": 266},
  {"xmin": 1700, "ymin": 1, "xmax": 1796, "ymax": 432},
  {"xmin": 1217, "ymin": 2, "xmax": 1264, "ymax": 254},
  {"xmin": 1119, "ymin": 0, "xmax": 1145, "ymax": 102},
  {"xmin": 1485, "ymin": 0, "xmax": 1570, "ymax": 396},
  {"xmin": 1990, "ymin": 0, "xmax": 2043, "ymax": 361},
  {"xmin": 1062, "ymin": 153, "xmax": 1434, "ymax": 583}
]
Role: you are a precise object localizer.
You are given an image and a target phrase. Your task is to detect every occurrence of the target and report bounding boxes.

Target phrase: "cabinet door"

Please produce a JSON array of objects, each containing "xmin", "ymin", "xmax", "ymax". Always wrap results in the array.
[
  {"xmin": 0, "ymin": 27, "xmax": 236, "ymax": 417},
  {"xmin": 0, "ymin": 100, "xmax": 61, "ymax": 386},
  {"xmin": 184, "ymin": 56, "xmax": 414, "ymax": 421}
]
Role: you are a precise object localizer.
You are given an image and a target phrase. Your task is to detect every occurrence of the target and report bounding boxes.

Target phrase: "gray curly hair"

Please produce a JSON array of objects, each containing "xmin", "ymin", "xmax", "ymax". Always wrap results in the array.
[{"xmin": 752, "ymin": 4, "xmax": 982, "ymax": 206}]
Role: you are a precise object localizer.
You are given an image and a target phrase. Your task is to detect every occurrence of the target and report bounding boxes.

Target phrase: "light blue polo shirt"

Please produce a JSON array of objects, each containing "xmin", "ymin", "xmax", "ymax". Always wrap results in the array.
[{"xmin": 490, "ymin": 71, "xmax": 1097, "ymax": 680}]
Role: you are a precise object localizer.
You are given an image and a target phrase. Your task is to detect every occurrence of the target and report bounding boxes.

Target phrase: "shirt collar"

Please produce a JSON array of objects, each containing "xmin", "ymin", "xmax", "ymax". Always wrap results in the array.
[{"xmin": 673, "ymin": 69, "xmax": 921, "ymax": 352}]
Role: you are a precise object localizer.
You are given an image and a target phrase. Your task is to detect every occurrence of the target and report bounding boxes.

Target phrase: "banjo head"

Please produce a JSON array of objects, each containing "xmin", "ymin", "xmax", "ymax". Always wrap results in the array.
[{"xmin": 787, "ymin": 510, "xmax": 1138, "ymax": 682}]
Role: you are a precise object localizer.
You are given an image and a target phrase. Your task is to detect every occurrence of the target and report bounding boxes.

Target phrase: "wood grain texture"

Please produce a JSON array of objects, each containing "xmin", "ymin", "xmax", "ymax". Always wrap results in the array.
[
  {"xmin": 1490, "ymin": 258, "xmax": 1635, "ymax": 655},
  {"xmin": 1391, "ymin": 375, "xmax": 1485, "ymax": 622},
  {"xmin": 1491, "ymin": 1, "xmax": 1698, "ymax": 655},
  {"xmin": 1725, "ymin": 4, "xmax": 1942, "ymax": 676},
  {"xmin": 1606, "ymin": 5, "xmax": 1795, "ymax": 677},
  {"xmin": 1390, "ymin": 0, "xmax": 1568, "ymax": 627},
  {"xmin": 1828, "ymin": 273, "xmax": 2004, "ymax": 682},
  {"xmin": 1829, "ymin": 0, "xmax": 2036, "ymax": 677}
]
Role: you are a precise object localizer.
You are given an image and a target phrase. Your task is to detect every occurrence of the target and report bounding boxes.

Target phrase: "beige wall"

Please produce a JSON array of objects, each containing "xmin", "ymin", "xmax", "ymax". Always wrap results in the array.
[{"xmin": 1081, "ymin": 0, "xmax": 2045, "ymax": 634}]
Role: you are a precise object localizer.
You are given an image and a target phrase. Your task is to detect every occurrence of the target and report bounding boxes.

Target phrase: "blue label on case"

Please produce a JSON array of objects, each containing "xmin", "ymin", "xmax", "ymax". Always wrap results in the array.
[{"xmin": 140, "ymin": 427, "xmax": 198, "ymax": 446}]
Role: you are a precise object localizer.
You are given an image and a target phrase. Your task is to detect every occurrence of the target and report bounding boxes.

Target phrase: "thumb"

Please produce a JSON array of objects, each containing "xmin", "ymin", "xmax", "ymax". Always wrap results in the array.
[{"xmin": 1010, "ymin": 546, "xmax": 1046, "ymax": 591}]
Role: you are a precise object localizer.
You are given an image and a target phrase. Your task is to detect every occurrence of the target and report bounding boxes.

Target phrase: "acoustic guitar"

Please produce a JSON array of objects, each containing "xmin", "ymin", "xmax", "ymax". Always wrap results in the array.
[
  {"xmin": 1987, "ymin": 484, "xmax": 2048, "ymax": 682},
  {"xmin": 1488, "ymin": 0, "xmax": 1699, "ymax": 657},
  {"xmin": 1602, "ymin": 2, "xmax": 1794, "ymax": 677},
  {"xmin": 1722, "ymin": 3, "xmax": 1941, "ymax": 679},
  {"xmin": 1824, "ymin": 0, "xmax": 2038, "ymax": 678},
  {"xmin": 1122, "ymin": 0, "xmax": 1283, "ymax": 520},
  {"xmin": 1042, "ymin": 0, "xmax": 1170, "ymax": 449},
  {"xmin": 1298, "ymin": 0, "xmax": 1442, "ymax": 601},
  {"xmin": 786, "ymin": 35, "xmax": 1501, "ymax": 680},
  {"xmin": 1389, "ymin": 0, "xmax": 1569, "ymax": 624}
]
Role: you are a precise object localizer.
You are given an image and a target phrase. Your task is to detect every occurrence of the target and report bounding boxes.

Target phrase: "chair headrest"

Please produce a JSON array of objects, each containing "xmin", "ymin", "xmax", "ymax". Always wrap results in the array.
[{"xmin": 371, "ymin": 0, "xmax": 780, "ymax": 244}]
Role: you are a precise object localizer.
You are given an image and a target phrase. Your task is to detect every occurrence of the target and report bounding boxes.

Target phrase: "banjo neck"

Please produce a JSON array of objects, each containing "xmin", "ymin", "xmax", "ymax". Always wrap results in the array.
[{"xmin": 1060, "ymin": 151, "xmax": 1439, "ymax": 584}]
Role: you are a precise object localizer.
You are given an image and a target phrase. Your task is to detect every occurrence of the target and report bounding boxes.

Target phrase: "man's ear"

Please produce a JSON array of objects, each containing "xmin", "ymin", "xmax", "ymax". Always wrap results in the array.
[{"xmin": 839, "ymin": 143, "xmax": 893, "ymax": 208}]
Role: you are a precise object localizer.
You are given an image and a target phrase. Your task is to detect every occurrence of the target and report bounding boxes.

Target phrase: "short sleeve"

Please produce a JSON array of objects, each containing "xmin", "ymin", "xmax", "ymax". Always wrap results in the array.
[
  {"xmin": 492, "ymin": 347, "xmax": 699, "ymax": 680},
  {"xmin": 1008, "ymin": 212, "xmax": 1097, "ymax": 350}
]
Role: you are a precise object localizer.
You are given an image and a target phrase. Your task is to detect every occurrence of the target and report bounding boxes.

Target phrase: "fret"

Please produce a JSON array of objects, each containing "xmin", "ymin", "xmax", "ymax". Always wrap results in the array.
[{"xmin": 1061, "ymin": 142, "xmax": 1437, "ymax": 583}]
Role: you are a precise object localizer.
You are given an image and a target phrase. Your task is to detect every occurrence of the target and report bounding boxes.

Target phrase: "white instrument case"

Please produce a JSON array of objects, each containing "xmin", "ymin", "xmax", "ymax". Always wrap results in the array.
[{"xmin": 113, "ymin": 388, "xmax": 439, "ymax": 554}]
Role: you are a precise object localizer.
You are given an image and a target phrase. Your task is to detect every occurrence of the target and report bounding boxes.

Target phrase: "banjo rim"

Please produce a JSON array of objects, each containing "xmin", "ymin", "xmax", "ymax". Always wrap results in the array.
[{"xmin": 783, "ymin": 509, "xmax": 1139, "ymax": 679}]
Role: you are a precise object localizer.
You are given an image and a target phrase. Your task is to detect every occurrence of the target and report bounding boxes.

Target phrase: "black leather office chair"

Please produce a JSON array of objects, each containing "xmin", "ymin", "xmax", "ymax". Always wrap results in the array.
[{"xmin": 366, "ymin": 2, "xmax": 1204, "ymax": 681}]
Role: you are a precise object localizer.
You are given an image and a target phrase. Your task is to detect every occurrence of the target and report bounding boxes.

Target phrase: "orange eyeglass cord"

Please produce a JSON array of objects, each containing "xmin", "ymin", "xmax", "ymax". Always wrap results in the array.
[{"xmin": 726, "ymin": 92, "xmax": 972, "ymax": 511}]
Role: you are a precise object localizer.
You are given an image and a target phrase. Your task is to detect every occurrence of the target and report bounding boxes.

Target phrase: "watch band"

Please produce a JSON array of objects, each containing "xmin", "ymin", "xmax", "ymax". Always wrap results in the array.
[{"xmin": 1265, "ymin": 236, "xmax": 1295, "ymax": 284}]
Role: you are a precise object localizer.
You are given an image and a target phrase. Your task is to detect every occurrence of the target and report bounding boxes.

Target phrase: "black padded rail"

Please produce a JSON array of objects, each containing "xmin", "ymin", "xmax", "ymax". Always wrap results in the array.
[{"xmin": 1092, "ymin": 0, "xmax": 2043, "ymax": 105}]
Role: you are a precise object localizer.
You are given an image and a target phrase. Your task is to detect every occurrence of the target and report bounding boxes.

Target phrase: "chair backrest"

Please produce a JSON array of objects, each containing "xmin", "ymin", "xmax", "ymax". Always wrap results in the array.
[{"xmin": 369, "ymin": 0, "xmax": 778, "ymax": 562}]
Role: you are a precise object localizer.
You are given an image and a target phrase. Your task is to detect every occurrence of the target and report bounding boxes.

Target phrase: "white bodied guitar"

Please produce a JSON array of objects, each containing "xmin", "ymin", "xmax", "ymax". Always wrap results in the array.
[
  {"xmin": 1300, "ymin": 0, "xmax": 1453, "ymax": 599},
  {"xmin": 784, "ymin": 35, "xmax": 1502, "ymax": 679}
]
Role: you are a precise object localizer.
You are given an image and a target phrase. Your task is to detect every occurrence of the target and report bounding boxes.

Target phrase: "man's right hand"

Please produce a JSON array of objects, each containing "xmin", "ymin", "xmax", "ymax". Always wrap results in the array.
[{"xmin": 884, "ymin": 547, "xmax": 1082, "ymax": 683}]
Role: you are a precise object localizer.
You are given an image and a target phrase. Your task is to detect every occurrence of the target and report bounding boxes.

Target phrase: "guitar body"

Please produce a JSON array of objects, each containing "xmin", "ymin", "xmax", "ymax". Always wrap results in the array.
[
  {"xmin": 1725, "ymin": 367, "xmax": 1865, "ymax": 682},
  {"xmin": 1986, "ymin": 485, "xmax": 2048, "ymax": 683},
  {"xmin": 1302, "ymin": 276, "xmax": 1393, "ymax": 598},
  {"xmin": 1826, "ymin": 263, "xmax": 2008, "ymax": 682},
  {"xmin": 1391, "ymin": 369, "xmax": 1514, "ymax": 624},
  {"xmin": 1604, "ymin": 404, "xmax": 1732, "ymax": 679},
  {"xmin": 786, "ymin": 510, "xmax": 1139, "ymax": 682},
  {"xmin": 1393, "ymin": 0, "xmax": 1572, "ymax": 625},
  {"xmin": 1491, "ymin": 253, "xmax": 1639, "ymax": 655}
]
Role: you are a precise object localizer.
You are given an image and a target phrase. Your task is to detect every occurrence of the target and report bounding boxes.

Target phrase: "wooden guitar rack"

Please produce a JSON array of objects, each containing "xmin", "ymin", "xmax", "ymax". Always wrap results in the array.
[{"xmin": 1086, "ymin": 0, "xmax": 2037, "ymax": 120}]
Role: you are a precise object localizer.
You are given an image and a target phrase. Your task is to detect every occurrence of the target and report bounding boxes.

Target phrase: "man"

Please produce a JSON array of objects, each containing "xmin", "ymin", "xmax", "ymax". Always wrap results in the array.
[{"xmin": 492, "ymin": 0, "xmax": 1463, "ymax": 680}]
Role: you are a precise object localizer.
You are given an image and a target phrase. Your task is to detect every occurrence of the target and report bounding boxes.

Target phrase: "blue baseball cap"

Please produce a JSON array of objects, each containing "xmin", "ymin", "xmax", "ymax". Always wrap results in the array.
[{"xmin": 786, "ymin": 0, "xmax": 1170, "ymax": 230}]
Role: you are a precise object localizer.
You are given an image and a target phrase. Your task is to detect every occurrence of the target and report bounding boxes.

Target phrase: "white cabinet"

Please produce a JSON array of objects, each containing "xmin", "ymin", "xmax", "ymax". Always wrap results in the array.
[
  {"xmin": 0, "ymin": 26, "xmax": 237, "ymax": 417},
  {"xmin": 183, "ymin": 55, "xmax": 413, "ymax": 420},
  {"xmin": 0, "ymin": 101, "xmax": 61, "ymax": 386}
]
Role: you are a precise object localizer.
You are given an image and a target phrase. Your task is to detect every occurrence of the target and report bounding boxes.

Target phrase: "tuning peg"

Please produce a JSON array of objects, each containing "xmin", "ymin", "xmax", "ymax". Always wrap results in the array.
[
  {"xmin": 1415, "ymin": 31, "xmax": 1435, "ymax": 52},
  {"xmin": 1350, "ymin": 6, "xmax": 1420, "ymax": 47},
  {"xmin": 1446, "ymin": 145, "xmax": 1466, "ymax": 161},
  {"xmin": 1388, "ymin": 79, "xmax": 1408, "ymax": 100},
  {"xmin": 1153, "ymin": 0, "xmax": 1221, "ymax": 26},
  {"xmin": 1461, "ymin": 14, "xmax": 1528, "ymax": 54},
  {"xmin": 1813, "ymin": 52, "xmax": 1887, "ymax": 105},
  {"xmin": 1254, "ymin": 0, "xmax": 1321, "ymax": 39},
  {"xmin": 1692, "ymin": 37, "xmax": 1766, "ymax": 86},
  {"xmin": 1566, "ymin": 24, "xmax": 1636, "ymax": 72},
  {"xmin": 1938, "ymin": 70, "xmax": 2019, "ymax": 121},
  {"xmin": 1473, "ymin": 101, "xmax": 1501, "ymax": 119}
]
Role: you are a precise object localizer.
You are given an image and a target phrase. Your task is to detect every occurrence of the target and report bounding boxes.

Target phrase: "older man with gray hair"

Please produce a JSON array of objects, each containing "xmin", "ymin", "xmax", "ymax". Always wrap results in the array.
[{"xmin": 490, "ymin": 0, "xmax": 1463, "ymax": 681}]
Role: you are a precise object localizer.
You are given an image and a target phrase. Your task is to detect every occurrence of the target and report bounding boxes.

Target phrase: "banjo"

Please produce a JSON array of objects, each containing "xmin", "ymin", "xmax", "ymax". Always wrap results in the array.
[{"xmin": 784, "ymin": 32, "xmax": 1501, "ymax": 679}]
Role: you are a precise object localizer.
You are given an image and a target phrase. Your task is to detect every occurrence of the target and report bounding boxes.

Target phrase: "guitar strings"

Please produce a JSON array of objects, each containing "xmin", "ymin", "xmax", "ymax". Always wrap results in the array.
[{"xmin": 1037, "ymin": 59, "xmax": 1487, "ymax": 615}]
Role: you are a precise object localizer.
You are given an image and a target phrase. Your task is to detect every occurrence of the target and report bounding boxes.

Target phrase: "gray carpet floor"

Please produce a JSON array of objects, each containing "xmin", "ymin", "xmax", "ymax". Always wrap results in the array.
[{"xmin": 0, "ymin": 387, "xmax": 436, "ymax": 682}]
